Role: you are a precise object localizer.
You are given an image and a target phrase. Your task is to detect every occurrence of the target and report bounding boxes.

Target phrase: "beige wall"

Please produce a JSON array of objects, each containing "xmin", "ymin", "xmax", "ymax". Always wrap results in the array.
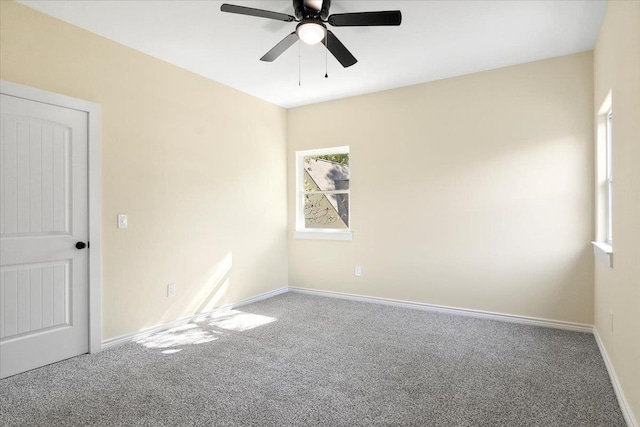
[
  {"xmin": 593, "ymin": 0, "xmax": 640, "ymax": 422},
  {"xmin": 0, "ymin": 1, "xmax": 288, "ymax": 340},
  {"xmin": 288, "ymin": 52, "xmax": 595, "ymax": 325}
]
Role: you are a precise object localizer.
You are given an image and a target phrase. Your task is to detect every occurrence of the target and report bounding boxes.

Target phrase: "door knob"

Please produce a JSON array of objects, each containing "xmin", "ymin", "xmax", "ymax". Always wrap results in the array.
[{"xmin": 75, "ymin": 241, "xmax": 87, "ymax": 250}]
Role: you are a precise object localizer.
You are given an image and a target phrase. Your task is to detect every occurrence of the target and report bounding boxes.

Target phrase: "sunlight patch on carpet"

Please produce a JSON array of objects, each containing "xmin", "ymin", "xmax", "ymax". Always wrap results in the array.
[
  {"xmin": 135, "ymin": 323, "xmax": 219, "ymax": 349},
  {"xmin": 207, "ymin": 310, "xmax": 277, "ymax": 332},
  {"xmin": 134, "ymin": 310, "xmax": 277, "ymax": 352}
]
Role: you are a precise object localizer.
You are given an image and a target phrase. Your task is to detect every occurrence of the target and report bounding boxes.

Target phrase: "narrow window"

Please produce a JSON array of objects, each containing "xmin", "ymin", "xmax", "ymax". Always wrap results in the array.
[
  {"xmin": 295, "ymin": 147, "xmax": 352, "ymax": 240},
  {"xmin": 606, "ymin": 109, "xmax": 613, "ymax": 244},
  {"xmin": 593, "ymin": 94, "xmax": 613, "ymax": 266}
]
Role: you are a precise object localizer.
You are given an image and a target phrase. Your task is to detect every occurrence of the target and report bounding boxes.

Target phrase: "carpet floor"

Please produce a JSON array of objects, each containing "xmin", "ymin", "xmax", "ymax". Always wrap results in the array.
[{"xmin": 0, "ymin": 292, "xmax": 626, "ymax": 426}]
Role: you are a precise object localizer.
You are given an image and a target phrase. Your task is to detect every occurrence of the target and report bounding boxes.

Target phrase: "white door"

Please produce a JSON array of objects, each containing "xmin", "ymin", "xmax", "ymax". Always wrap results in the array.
[{"xmin": 0, "ymin": 93, "xmax": 89, "ymax": 378}]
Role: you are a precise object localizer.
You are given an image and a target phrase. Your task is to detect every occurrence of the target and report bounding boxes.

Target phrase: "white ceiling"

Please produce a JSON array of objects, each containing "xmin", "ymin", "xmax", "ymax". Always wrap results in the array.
[{"xmin": 18, "ymin": 0, "xmax": 607, "ymax": 108}]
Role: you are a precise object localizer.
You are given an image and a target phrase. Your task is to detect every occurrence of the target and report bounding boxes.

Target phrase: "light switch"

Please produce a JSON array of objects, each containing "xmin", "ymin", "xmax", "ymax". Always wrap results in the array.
[{"xmin": 117, "ymin": 214, "xmax": 128, "ymax": 229}]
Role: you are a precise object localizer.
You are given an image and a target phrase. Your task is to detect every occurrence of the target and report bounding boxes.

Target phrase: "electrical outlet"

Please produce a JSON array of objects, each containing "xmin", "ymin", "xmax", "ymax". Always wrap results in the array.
[
  {"xmin": 355, "ymin": 266, "xmax": 362, "ymax": 277},
  {"xmin": 610, "ymin": 311, "xmax": 614, "ymax": 332},
  {"xmin": 167, "ymin": 283, "xmax": 176, "ymax": 298}
]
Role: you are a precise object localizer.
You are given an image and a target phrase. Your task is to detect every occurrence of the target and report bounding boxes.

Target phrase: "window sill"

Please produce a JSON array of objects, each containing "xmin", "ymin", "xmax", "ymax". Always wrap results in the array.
[
  {"xmin": 294, "ymin": 230, "xmax": 353, "ymax": 241},
  {"xmin": 592, "ymin": 241, "xmax": 613, "ymax": 268}
]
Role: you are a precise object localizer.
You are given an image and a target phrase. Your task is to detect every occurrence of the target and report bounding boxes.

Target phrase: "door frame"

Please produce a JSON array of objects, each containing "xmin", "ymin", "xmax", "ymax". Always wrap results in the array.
[{"xmin": 1, "ymin": 80, "xmax": 102, "ymax": 353}]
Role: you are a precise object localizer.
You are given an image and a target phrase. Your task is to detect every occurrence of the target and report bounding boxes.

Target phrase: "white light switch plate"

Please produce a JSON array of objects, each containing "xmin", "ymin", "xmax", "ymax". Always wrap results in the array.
[{"xmin": 117, "ymin": 214, "xmax": 128, "ymax": 229}]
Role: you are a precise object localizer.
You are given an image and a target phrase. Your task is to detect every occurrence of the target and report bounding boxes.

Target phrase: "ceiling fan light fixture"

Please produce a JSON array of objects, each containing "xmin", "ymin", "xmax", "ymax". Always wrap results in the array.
[{"xmin": 296, "ymin": 22, "xmax": 326, "ymax": 45}]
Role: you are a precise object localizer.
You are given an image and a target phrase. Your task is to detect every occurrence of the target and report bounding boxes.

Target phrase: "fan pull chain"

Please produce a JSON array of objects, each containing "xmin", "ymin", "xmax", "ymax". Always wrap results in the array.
[
  {"xmin": 324, "ymin": 31, "xmax": 328, "ymax": 78},
  {"xmin": 298, "ymin": 41, "xmax": 301, "ymax": 87}
]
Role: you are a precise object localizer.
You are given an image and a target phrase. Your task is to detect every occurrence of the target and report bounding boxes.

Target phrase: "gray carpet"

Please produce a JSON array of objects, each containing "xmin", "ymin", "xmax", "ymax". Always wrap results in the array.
[{"xmin": 0, "ymin": 292, "xmax": 625, "ymax": 426}]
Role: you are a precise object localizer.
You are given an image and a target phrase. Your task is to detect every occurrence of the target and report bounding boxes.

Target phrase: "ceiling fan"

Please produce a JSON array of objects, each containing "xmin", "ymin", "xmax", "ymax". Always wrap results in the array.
[{"xmin": 220, "ymin": 0, "xmax": 402, "ymax": 68}]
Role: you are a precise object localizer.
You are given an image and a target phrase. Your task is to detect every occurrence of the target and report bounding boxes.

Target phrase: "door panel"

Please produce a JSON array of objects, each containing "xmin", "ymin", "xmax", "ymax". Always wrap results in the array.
[
  {"xmin": 0, "ymin": 261, "xmax": 71, "ymax": 339},
  {"xmin": 0, "ymin": 94, "xmax": 88, "ymax": 378},
  {"xmin": 1, "ymin": 115, "xmax": 72, "ymax": 236}
]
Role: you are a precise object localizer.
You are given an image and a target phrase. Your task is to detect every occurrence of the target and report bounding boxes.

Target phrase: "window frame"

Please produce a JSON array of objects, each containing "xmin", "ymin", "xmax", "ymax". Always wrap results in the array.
[
  {"xmin": 605, "ymin": 109, "xmax": 613, "ymax": 245},
  {"xmin": 294, "ymin": 146, "xmax": 353, "ymax": 241},
  {"xmin": 592, "ymin": 92, "xmax": 613, "ymax": 268}
]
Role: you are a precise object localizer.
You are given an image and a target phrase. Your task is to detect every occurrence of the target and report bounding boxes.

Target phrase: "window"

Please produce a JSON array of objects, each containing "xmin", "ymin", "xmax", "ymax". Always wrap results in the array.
[
  {"xmin": 295, "ymin": 146, "xmax": 352, "ymax": 240},
  {"xmin": 592, "ymin": 93, "xmax": 613, "ymax": 267},
  {"xmin": 605, "ymin": 109, "xmax": 613, "ymax": 244}
]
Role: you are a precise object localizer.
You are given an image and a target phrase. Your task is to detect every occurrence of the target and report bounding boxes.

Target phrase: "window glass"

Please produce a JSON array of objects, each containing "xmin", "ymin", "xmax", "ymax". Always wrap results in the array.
[{"xmin": 299, "ymin": 150, "xmax": 350, "ymax": 231}]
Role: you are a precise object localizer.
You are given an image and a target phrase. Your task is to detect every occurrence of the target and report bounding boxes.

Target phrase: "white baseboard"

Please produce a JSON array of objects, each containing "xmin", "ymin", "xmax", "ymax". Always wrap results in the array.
[
  {"xmin": 103, "ymin": 284, "xmax": 591, "ymax": 344},
  {"xmin": 288, "ymin": 287, "xmax": 593, "ymax": 333},
  {"xmin": 101, "ymin": 286, "xmax": 288, "ymax": 350},
  {"xmin": 593, "ymin": 328, "xmax": 638, "ymax": 427}
]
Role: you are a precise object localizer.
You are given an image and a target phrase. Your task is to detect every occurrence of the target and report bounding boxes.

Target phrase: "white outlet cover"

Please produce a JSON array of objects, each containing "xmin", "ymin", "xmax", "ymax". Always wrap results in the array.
[
  {"xmin": 355, "ymin": 266, "xmax": 362, "ymax": 277},
  {"xmin": 167, "ymin": 283, "xmax": 176, "ymax": 298},
  {"xmin": 610, "ymin": 311, "xmax": 614, "ymax": 332},
  {"xmin": 117, "ymin": 214, "xmax": 128, "ymax": 229}
]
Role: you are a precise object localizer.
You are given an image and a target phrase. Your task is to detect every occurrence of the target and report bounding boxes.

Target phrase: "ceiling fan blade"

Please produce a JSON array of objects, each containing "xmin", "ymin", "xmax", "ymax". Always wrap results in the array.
[
  {"xmin": 260, "ymin": 32, "xmax": 299, "ymax": 62},
  {"xmin": 322, "ymin": 30, "xmax": 357, "ymax": 68},
  {"xmin": 220, "ymin": 4, "xmax": 295, "ymax": 22},
  {"xmin": 328, "ymin": 11, "xmax": 402, "ymax": 27}
]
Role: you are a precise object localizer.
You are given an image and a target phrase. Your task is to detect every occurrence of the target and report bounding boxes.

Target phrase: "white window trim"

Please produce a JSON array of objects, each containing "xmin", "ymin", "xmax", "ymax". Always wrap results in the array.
[
  {"xmin": 592, "ymin": 241, "xmax": 613, "ymax": 268},
  {"xmin": 294, "ymin": 230, "xmax": 353, "ymax": 241},
  {"xmin": 594, "ymin": 92, "xmax": 613, "ymax": 268},
  {"xmin": 605, "ymin": 109, "xmax": 613, "ymax": 245},
  {"xmin": 295, "ymin": 146, "xmax": 352, "ymax": 241}
]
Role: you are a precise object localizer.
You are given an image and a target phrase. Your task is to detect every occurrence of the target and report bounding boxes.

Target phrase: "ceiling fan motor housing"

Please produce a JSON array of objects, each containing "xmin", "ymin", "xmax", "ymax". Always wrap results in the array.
[{"xmin": 294, "ymin": 0, "xmax": 331, "ymax": 21}]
